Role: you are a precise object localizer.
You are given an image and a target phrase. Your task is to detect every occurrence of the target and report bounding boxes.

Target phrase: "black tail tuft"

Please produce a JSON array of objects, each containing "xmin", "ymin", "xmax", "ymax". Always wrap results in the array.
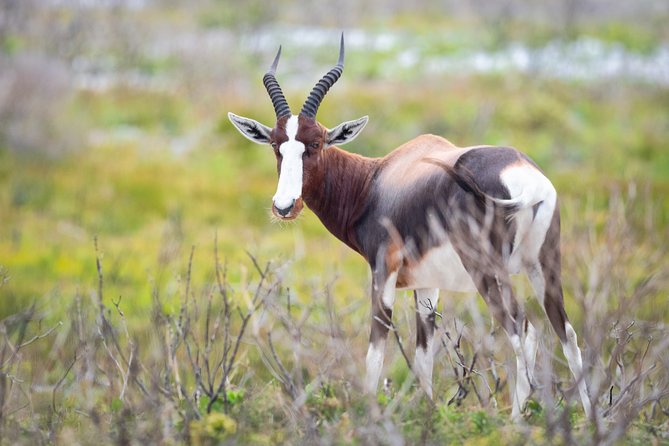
[{"xmin": 424, "ymin": 158, "xmax": 519, "ymax": 214}]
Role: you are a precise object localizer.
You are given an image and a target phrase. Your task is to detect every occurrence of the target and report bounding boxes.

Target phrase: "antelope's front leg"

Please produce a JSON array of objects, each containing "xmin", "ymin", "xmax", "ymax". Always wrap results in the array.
[
  {"xmin": 365, "ymin": 270, "xmax": 398, "ymax": 394},
  {"xmin": 414, "ymin": 288, "xmax": 440, "ymax": 398}
]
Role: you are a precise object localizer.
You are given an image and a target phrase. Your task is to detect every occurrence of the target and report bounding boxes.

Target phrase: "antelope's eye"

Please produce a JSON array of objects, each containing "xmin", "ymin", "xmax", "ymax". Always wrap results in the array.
[
  {"xmin": 271, "ymin": 142, "xmax": 278, "ymax": 151},
  {"xmin": 308, "ymin": 141, "xmax": 320, "ymax": 150}
]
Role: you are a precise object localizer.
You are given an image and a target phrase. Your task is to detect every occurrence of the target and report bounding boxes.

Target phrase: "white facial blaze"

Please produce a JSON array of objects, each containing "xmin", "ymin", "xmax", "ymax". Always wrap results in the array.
[{"xmin": 273, "ymin": 115, "xmax": 305, "ymax": 211}]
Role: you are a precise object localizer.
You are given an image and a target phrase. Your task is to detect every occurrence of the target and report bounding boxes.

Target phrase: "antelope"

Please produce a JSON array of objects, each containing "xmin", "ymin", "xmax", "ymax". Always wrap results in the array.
[{"xmin": 228, "ymin": 35, "xmax": 591, "ymax": 419}]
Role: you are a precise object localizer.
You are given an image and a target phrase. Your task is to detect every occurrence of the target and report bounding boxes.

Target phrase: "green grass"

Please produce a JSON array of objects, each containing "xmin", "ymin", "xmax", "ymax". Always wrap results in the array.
[
  {"xmin": 1, "ymin": 10, "xmax": 668, "ymax": 442},
  {"xmin": 3, "ymin": 75, "xmax": 667, "ymax": 316}
]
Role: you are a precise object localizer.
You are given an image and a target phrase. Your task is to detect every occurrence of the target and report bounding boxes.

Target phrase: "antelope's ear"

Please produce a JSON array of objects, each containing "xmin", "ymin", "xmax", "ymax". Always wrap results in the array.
[
  {"xmin": 325, "ymin": 116, "xmax": 368, "ymax": 148},
  {"xmin": 228, "ymin": 112, "xmax": 272, "ymax": 145}
]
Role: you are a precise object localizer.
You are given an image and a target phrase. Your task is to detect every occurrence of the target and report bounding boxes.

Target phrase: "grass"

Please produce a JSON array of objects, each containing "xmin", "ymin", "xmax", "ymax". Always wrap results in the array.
[
  {"xmin": 1, "ymin": 7, "xmax": 669, "ymax": 443},
  {"xmin": 3, "ymin": 75, "xmax": 667, "ymax": 307},
  {"xmin": 1, "ymin": 210, "xmax": 666, "ymax": 444},
  {"xmin": 1, "ymin": 76, "xmax": 667, "ymax": 443}
]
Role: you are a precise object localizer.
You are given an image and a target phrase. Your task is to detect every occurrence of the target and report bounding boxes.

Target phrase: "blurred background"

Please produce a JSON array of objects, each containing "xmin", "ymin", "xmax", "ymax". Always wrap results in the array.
[
  {"xmin": 0, "ymin": 0, "xmax": 668, "ymax": 443},
  {"xmin": 1, "ymin": 0, "xmax": 667, "ymax": 308}
]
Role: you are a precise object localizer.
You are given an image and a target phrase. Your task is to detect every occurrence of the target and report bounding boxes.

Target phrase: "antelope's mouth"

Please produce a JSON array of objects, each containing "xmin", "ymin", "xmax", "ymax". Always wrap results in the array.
[{"xmin": 271, "ymin": 197, "xmax": 304, "ymax": 221}]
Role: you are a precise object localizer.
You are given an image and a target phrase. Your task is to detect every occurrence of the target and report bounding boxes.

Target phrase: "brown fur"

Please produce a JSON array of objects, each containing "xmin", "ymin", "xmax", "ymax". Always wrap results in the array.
[{"xmin": 300, "ymin": 145, "xmax": 378, "ymax": 254}]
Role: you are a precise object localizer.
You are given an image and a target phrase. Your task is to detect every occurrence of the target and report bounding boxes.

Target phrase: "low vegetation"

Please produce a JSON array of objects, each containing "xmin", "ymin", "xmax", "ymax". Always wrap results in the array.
[{"xmin": 1, "ymin": 1, "xmax": 668, "ymax": 444}]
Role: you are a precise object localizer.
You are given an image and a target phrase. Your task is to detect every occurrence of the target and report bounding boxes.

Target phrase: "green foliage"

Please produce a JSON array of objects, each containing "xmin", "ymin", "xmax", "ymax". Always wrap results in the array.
[
  {"xmin": 306, "ymin": 382, "xmax": 343, "ymax": 422},
  {"xmin": 226, "ymin": 389, "xmax": 244, "ymax": 406},
  {"xmin": 0, "ymin": 6, "xmax": 668, "ymax": 444},
  {"xmin": 592, "ymin": 22, "xmax": 662, "ymax": 54},
  {"xmin": 190, "ymin": 412, "xmax": 238, "ymax": 444},
  {"xmin": 75, "ymin": 88, "xmax": 190, "ymax": 134},
  {"xmin": 1, "ymin": 64, "xmax": 667, "ymax": 442},
  {"xmin": 429, "ymin": 405, "xmax": 507, "ymax": 444},
  {"xmin": 524, "ymin": 398, "xmax": 544, "ymax": 423},
  {"xmin": 198, "ymin": 390, "xmax": 245, "ymax": 415},
  {"xmin": 1, "ymin": 34, "xmax": 24, "ymax": 55},
  {"xmin": 198, "ymin": 0, "xmax": 278, "ymax": 29}
]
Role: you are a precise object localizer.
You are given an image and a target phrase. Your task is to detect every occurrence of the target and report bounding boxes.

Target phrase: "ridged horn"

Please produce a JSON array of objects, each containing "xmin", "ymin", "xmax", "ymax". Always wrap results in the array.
[
  {"xmin": 300, "ymin": 33, "xmax": 344, "ymax": 119},
  {"xmin": 263, "ymin": 46, "xmax": 292, "ymax": 119}
]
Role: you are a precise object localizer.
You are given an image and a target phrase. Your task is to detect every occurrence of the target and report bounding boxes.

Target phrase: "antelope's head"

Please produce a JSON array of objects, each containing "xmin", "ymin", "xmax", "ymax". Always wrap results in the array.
[{"xmin": 228, "ymin": 35, "xmax": 368, "ymax": 221}]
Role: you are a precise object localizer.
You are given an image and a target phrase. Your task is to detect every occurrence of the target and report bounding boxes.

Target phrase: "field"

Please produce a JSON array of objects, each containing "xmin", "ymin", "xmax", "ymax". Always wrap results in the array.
[{"xmin": 1, "ymin": 1, "xmax": 669, "ymax": 444}]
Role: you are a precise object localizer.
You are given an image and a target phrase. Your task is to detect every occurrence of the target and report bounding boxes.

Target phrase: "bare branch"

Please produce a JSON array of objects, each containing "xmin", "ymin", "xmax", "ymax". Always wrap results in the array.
[
  {"xmin": 17, "ymin": 321, "xmax": 62, "ymax": 350},
  {"xmin": 52, "ymin": 352, "xmax": 78, "ymax": 413}
]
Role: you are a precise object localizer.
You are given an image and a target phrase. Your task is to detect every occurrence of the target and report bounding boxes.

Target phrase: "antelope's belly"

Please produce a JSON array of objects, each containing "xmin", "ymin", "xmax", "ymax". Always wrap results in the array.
[{"xmin": 396, "ymin": 241, "xmax": 477, "ymax": 292}]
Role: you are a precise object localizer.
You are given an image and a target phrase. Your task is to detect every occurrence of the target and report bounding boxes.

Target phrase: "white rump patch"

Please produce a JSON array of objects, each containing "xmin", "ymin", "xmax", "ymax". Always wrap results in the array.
[
  {"xmin": 273, "ymin": 115, "xmax": 305, "ymax": 210},
  {"xmin": 500, "ymin": 163, "xmax": 557, "ymax": 274}
]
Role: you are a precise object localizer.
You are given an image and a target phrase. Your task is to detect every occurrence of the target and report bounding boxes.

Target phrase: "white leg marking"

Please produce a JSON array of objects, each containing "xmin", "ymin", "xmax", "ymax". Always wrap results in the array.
[
  {"xmin": 365, "ymin": 272, "xmax": 397, "ymax": 395},
  {"xmin": 524, "ymin": 321, "xmax": 538, "ymax": 383},
  {"xmin": 562, "ymin": 322, "xmax": 592, "ymax": 418},
  {"xmin": 381, "ymin": 271, "xmax": 398, "ymax": 309},
  {"xmin": 365, "ymin": 341, "xmax": 386, "ymax": 394},
  {"xmin": 414, "ymin": 345, "xmax": 434, "ymax": 398},
  {"xmin": 510, "ymin": 333, "xmax": 532, "ymax": 420},
  {"xmin": 414, "ymin": 288, "xmax": 439, "ymax": 398}
]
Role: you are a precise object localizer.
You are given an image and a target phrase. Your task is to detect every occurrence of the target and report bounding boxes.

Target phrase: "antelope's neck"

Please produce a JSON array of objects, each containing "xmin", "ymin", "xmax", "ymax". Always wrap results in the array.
[{"xmin": 302, "ymin": 147, "xmax": 378, "ymax": 255}]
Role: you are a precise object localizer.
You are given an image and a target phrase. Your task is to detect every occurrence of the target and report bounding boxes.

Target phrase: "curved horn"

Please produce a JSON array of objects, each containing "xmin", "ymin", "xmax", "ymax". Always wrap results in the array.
[
  {"xmin": 300, "ymin": 33, "xmax": 344, "ymax": 119},
  {"xmin": 263, "ymin": 46, "xmax": 292, "ymax": 119}
]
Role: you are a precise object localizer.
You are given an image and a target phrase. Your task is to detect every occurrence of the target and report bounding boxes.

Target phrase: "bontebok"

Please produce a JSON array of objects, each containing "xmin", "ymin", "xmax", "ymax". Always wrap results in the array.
[{"xmin": 228, "ymin": 35, "xmax": 591, "ymax": 419}]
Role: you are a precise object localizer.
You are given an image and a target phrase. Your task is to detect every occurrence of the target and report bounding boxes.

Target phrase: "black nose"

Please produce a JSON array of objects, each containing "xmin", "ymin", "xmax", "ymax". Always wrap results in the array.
[{"xmin": 275, "ymin": 202, "xmax": 294, "ymax": 217}]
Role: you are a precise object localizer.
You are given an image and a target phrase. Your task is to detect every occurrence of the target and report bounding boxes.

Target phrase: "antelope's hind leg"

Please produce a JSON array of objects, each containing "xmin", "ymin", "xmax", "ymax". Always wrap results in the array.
[
  {"xmin": 530, "ymin": 203, "xmax": 592, "ymax": 418},
  {"xmin": 414, "ymin": 288, "xmax": 440, "ymax": 398},
  {"xmin": 530, "ymin": 257, "xmax": 591, "ymax": 418},
  {"xmin": 460, "ymin": 263, "xmax": 532, "ymax": 419}
]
